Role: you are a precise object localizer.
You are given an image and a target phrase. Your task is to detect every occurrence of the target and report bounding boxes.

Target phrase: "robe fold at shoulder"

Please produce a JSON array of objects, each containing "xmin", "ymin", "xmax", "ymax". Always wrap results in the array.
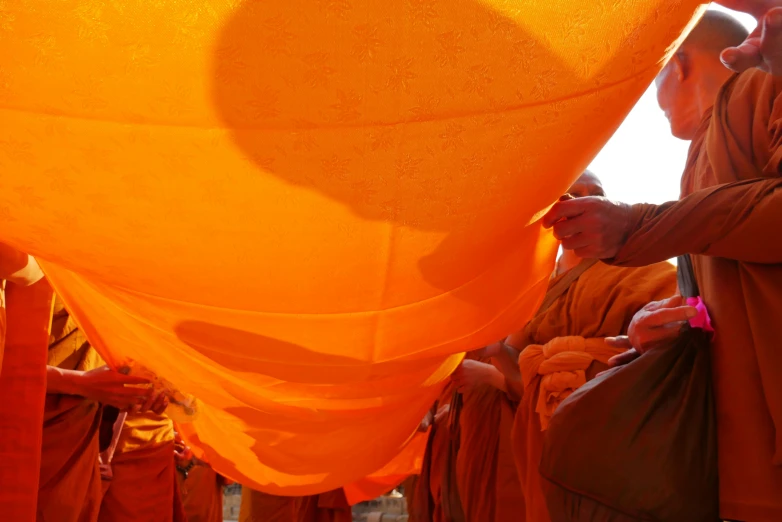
[
  {"xmin": 38, "ymin": 294, "xmax": 105, "ymax": 522},
  {"xmin": 609, "ymin": 69, "xmax": 782, "ymax": 522},
  {"xmin": 507, "ymin": 261, "xmax": 676, "ymax": 522}
]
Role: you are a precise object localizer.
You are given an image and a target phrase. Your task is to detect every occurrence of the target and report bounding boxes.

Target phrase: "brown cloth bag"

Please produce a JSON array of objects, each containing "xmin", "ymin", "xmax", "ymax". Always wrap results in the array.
[{"xmin": 539, "ymin": 256, "xmax": 719, "ymax": 522}]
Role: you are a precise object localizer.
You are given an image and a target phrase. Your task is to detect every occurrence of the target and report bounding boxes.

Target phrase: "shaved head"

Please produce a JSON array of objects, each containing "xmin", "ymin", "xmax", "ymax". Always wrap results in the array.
[
  {"xmin": 656, "ymin": 10, "xmax": 748, "ymax": 140},
  {"xmin": 568, "ymin": 170, "xmax": 605, "ymax": 198},
  {"xmin": 680, "ymin": 10, "xmax": 749, "ymax": 56}
]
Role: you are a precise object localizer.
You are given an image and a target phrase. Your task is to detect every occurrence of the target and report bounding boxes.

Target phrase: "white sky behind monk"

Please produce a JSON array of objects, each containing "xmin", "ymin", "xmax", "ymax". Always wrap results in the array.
[{"xmin": 588, "ymin": 5, "xmax": 756, "ymax": 204}]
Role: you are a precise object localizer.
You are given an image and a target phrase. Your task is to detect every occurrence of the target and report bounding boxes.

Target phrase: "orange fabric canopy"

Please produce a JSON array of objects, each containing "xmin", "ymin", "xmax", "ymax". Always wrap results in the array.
[{"xmin": 0, "ymin": 0, "xmax": 703, "ymax": 495}]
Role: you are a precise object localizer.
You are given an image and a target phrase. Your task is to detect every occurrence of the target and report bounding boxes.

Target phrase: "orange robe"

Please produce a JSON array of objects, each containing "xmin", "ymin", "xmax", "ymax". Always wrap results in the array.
[
  {"xmin": 293, "ymin": 490, "xmax": 352, "ymax": 522},
  {"xmin": 454, "ymin": 354, "xmax": 525, "ymax": 522},
  {"xmin": 606, "ymin": 69, "xmax": 782, "ymax": 522},
  {"xmin": 506, "ymin": 261, "xmax": 676, "ymax": 522},
  {"xmin": 428, "ymin": 385, "xmax": 456, "ymax": 522},
  {"xmin": 38, "ymin": 295, "xmax": 105, "ymax": 522},
  {"xmin": 98, "ymin": 411, "xmax": 185, "ymax": 522},
  {"xmin": 176, "ymin": 464, "xmax": 224, "ymax": 522},
  {"xmin": 239, "ymin": 488, "xmax": 295, "ymax": 522},
  {"xmin": 0, "ymin": 278, "xmax": 54, "ymax": 519}
]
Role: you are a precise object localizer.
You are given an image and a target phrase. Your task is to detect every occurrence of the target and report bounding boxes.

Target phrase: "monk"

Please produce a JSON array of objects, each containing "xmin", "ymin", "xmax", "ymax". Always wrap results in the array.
[
  {"xmin": 40, "ymin": 292, "xmax": 162, "ymax": 522},
  {"xmin": 292, "ymin": 490, "xmax": 352, "ymax": 522},
  {"xmin": 0, "ymin": 243, "xmax": 46, "ymax": 520},
  {"xmin": 98, "ymin": 407, "xmax": 186, "ymax": 522},
  {"xmin": 541, "ymin": 5, "xmax": 782, "ymax": 521},
  {"xmin": 487, "ymin": 172, "xmax": 677, "ymax": 522},
  {"xmin": 239, "ymin": 488, "xmax": 295, "ymax": 522},
  {"xmin": 449, "ymin": 351, "xmax": 526, "ymax": 522},
  {"xmin": 174, "ymin": 431, "xmax": 232, "ymax": 522},
  {"xmin": 401, "ymin": 388, "xmax": 453, "ymax": 522}
]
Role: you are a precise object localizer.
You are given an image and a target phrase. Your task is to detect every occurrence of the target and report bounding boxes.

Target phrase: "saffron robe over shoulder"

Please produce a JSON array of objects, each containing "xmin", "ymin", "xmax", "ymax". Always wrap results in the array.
[
  {"xmin": 506, "ymin": 261, "xmax": 677, "ymax": 522},
  {"xmin": 607, "ymin": 69, "xmax": 782, "ymax": 522}
]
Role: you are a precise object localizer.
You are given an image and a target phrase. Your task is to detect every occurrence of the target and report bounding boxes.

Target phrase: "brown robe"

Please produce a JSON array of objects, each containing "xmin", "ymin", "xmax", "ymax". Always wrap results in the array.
[
  {"xmin": 38, "ymin": 295, "xmax": 105, "ymax": 522},
  {"xmin": 0, "ymin": 278, "xmax": 53, "ymax": 520},
  {"xmin": 239, "ymin": 488, "xmax": 295, "ymax": 522},
  {"xmin": 506, "ymin": 261, "xmax": 677, "ymax": 522},
  {"xmin": 99, "ymin": 404, "xmax": 184, "ymax": 521},
  {"xmin": 606, "ymin": 69, "xmax": 782, "ymax": 521},
  {"xmin": 454, "ymin": 354, "xmax": 525, "ymax": 522},
  {"xmin": 176, "ymin": 464, "xmax": 224, "ymax": 522},
  {"xmin": 293, "ymin": 489, "xmax": 352, "ymax": 522}
]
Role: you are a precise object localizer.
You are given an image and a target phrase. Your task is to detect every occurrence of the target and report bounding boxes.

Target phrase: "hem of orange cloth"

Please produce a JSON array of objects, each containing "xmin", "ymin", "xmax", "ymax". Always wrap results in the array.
[{"xmin": 720, "ymin": 500, "xmax": 782, "ymax": 522}]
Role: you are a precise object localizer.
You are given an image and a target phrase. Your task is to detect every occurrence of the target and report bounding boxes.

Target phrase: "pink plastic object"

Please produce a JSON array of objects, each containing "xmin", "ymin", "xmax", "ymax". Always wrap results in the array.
[{"xmin": 686, "ymin": 297, "xmax": 714, "ymax": 333}]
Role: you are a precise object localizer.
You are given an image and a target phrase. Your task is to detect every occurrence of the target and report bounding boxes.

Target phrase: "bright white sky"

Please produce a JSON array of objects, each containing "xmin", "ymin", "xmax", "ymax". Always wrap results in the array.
[{"xmin": 586, "ymin": 5, "xmax": 756, "ymax": 205}]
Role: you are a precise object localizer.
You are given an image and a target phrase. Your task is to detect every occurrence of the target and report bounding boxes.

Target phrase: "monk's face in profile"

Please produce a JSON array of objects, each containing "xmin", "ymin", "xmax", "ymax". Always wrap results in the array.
[{"xmin": 655, "ymin": 56, "xmax": 704, "ymax": 141}]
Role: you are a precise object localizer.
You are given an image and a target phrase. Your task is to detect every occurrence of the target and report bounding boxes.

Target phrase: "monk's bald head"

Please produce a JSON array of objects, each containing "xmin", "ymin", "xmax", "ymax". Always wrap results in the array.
[
  {"xmin": 680, "ymin": 10, "xmax": 749, "ymax": 57},
  {"xmin": 656, "ymin": 10, "xmax": 749, "ymax": 140},
  {"xmin": 567, "ymin": 170, "xmax": 605, "ymax": 199}
]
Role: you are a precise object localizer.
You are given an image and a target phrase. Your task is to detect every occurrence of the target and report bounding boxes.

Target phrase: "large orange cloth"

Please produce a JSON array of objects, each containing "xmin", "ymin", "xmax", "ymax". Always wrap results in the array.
[
  {"xmin": 38, "ymin": 294, "xmax": 105, "ymax": 522},
  {"xmin": 0, "ymin": 279, "xmax": 54, "ymax": 520},
  {"xmin": 293, "ymin": 490, "xmax": 352, "ymax": 522},
  {"xmin": 176, "ymin": 464, "xmax": 224, "ymax": 522},
  {"xmin": 506, "ymin": 261, "xmax": 677, "ymax": 522},
  {"xmin": 239, "ymin": 488, "xmax": 295, "ymax": 522},
  {"xmin": 606, "ymin": 69, "xmax": 782, "ymax": 522},
  {"xmin": 99, "ymin": 415, "xmax": 184, "ymax": 522},
  {"xmin": 454, "ymin": 354, "xmax": 525, "ymax": 522},
  {"xmin": 0, "ymin": 0, "xmax": 705, "ymax": 493}
]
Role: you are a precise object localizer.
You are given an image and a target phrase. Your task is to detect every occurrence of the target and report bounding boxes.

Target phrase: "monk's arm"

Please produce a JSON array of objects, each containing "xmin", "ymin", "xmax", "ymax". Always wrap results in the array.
[
  {"xmin": 0, "ymin": 242, "xmax": 43, "ymax": 286},
  {"xmin": 608, "ymin": 178, "xmax": 782, "ymax": 266},
  {"xmin": 490, "ymin": 343, "xmax": 523, "ymax": 400},
  {"xmin": 46, "ymin": 366, "xmax": 82, "ymax": 395}
]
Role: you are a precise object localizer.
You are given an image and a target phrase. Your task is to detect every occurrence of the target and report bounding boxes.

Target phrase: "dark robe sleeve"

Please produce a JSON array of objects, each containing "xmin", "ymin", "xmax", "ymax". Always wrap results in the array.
[{"xmin": 606, "ymin": 177, "xmax": 782, "ymax": 266}]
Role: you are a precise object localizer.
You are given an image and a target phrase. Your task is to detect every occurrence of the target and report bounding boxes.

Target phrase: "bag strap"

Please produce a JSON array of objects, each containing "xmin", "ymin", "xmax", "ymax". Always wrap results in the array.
[
  {"xmin": 677, "ymin": 255, "xmax": 700, "ymax": 299},
  {"xmin": 536, "ymin": 258, "xmax": 599, "ymax": 316}
]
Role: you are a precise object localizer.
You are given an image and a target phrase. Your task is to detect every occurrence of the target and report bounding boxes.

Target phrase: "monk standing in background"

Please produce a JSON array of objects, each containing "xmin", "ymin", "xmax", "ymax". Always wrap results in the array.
[
  {"xmin": 0, "ymin": 243, "xmax": 47, "ymax": 520},
  {"xmin": 40, "ymin": 292, "xmax": 162, "ymax": 522},
  {"xmin": 489, "ymin": 171, "xmax": 678, "ymax": 522},
  {"xmin": 174, "ymin": 431, "xmax": 232, "ymax": 522},
  {"xmin": 239, "ymin": 488, "xmax": 295, "ymax": 522},
  {"xmin": 98, "ymin": 409, "xmax": 186, "ymax": 521},
  {"xmin": 292, "ymin": 489, "xmax": 352, "ymax": 522},
  {"xmin": 449, "ymin": 351, "xmax": 525, "ymax": 522},
  {"xmin": 542, "ymin": 5, "xmax": 782, "ymax": 521}
]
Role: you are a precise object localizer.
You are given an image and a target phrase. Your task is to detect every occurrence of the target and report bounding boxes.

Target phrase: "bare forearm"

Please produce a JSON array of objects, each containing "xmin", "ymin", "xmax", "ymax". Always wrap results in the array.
[
  {"xmin": 47, "ymin": 366, "xmax": 82, "ymax": 396},
  {"xmin": 610, "ymin": 178, "xmax": 782, "ymax": 266},
  {"xmin": 493, "ymin": 343, "xmax": 523, "ymax": 399}
]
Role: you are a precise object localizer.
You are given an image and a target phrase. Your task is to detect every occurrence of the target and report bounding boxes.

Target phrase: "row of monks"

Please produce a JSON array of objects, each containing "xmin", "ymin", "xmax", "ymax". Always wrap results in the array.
[{"xmin": 1, "ymin": 5, "xmax": 782, "ymax": 522}]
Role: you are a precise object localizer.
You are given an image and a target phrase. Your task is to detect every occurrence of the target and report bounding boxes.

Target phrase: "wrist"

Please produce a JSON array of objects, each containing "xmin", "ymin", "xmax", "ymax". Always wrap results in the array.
[{"xmin": 47, "ymin": 366, "xmax": 83, "ymax": 396}]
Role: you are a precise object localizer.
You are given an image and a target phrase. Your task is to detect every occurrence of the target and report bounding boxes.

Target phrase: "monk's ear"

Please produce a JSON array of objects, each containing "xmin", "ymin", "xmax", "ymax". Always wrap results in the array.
[{"xmin": 671, "ymin": 51, "xmax": 689, "ymax": 82}]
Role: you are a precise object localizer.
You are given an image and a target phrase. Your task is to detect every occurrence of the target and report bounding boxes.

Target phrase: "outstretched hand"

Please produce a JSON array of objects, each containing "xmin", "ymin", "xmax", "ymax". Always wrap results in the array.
[
  {"xmin": 541, "ymin": 196, "xmax": 633, "ymax": 259},
  {"xmin": 602, "ymin": 296, "xmax": 696, "ymax": 371},
  {"xmin": 74, "ymin": 365, "xmax": 154, "ymax": 410},
  {"xmin": 716, "ymin": 1, "xmax": 782, "ymax": 75}
]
